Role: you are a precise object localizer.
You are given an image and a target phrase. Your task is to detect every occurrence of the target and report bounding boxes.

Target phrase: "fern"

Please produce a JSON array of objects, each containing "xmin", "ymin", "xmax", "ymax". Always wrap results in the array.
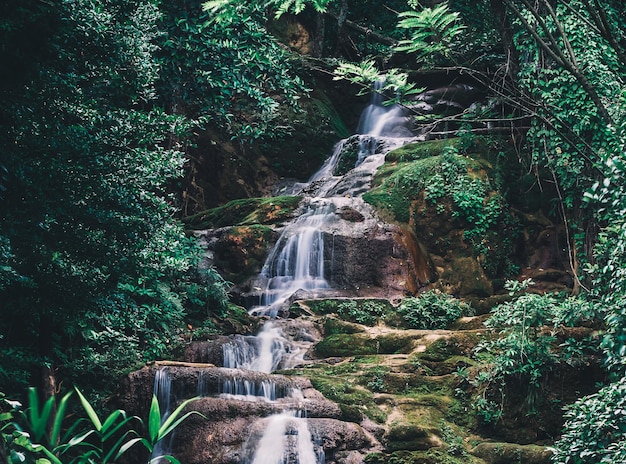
[{"xmin": 395, "ymin": 4, "xmax": 465, "ymax": 58}]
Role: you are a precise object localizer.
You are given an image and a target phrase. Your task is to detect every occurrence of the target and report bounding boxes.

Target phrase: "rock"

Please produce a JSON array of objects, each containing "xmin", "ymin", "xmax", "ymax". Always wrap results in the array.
[
  {"xmin": 470, "ymin": 442, "xmax": 553, "ymax": 464},
  {"xmin": 441, "ymin": 256, "xmax": 494, "ymax": 297},
  {"xmin": 336, "ymin": 206, "xmax": 365, "ymax": 222},
  {"xmin": 385, "ymin": 425, "xmax": 441, "ymax": 451}
]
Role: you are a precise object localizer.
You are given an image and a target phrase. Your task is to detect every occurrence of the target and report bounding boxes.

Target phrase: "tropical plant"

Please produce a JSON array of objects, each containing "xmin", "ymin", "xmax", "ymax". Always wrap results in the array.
[{"xmin": 0, "ymin": 388, "xmax": 201, "ymax": 464}]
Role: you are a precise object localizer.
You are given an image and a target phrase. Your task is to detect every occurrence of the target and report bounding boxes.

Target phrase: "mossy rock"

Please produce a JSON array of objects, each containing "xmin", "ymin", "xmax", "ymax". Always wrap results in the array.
[
  {"xmin": 302, "ymin": 298, "xmax": 342, "ymax": 315},
  {"xmin": 212, "ymin": 225, "xmax": 275, "ymax": 284},
  {"xmin": 308, "ymin": 374, "xmax": 387, "ymax": 423},
  {"xmin": 314, "ymin": 333, "xmax": 380, "ymax": 357},
  {"xmin": 440, "ymin": 258, "xmax": 491, "ymax": 298},
  {"xmin": 364, "ymin": 139, "xmax": 523, "ymax": 299},
  {"xmin": 366, "ymin": 449, "xmax": 477, "ymax": 464},
  {"xmin": 376, "ymin": 333, "xmax": 415, "ymax": 354},
  {"xmin": 421, "ymin": 355, "xmax": 476, "ymax": 376},
  {"xmin": 419, "ymin": 338, "xmax": 464, "ymax": 362},
  {"xmin": 339, "ymin": 403, "xmax": 364, "ymax": 423},
  {"xmin": 323, "ymin": 317, "xmax": 364, "ymax": 335},
  {"xmin": 386, "ymin": 425, "xmax": 438, "ymax": 452},
  {"xmin": 184, "ymin": 196, "xmax": 301, "ymax": 229},
  {"xmin": 470, "ymin": 442, "xmax": 552, "ymax": 464},
  {"xmin": 385, "ymin": 138, "xmax": 463, "ymax": 163}
]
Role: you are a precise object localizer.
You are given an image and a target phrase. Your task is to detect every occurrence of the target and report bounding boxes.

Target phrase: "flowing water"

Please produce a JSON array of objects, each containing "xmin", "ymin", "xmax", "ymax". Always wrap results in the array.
[
  {"xmin": 250, "ymin": 83, "xmax": 414, "ymax": 318},
  {"xmin": 153, "ymin": 84, "xmax": 414, "ymax": 463},
  {"xmin": 232, "ymin": 82, "xmax": 416, "ymax": 463}
]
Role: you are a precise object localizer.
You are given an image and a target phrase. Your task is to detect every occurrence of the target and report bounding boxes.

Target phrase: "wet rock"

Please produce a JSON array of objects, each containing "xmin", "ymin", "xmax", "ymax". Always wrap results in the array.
[{"xmin": 336, "ymin": 206, "xmax": 365, "ymax": 222}]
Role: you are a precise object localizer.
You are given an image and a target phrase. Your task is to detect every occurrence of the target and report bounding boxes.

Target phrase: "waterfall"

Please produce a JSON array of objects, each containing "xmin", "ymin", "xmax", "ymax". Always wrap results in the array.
[
  {"xmin": 151, "ymin": 369, "xmax": 174, "ymax": 463},
  {"xmin": 253, "ymin": 201, "xmax": 332, "ymax": 318},
  {"xmin": 237, "ymin": 81, "xmax": 413, "ymax": 463},
  {"xmin": 356, "ymin": 78, "xmax": 411, "ymax": 138},
  {"xmin": 222, "ymin": 322, "xmax": 288, "ymax": 373},
  {"xmin": 245, "ymin": 411, "xmax": 324, "ymax": 464}
]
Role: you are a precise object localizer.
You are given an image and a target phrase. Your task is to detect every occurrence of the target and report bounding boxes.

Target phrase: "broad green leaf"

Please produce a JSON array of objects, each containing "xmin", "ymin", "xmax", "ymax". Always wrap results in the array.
[
  {"xmin": 148, "ymin": 395, "xmax": 162, "ymax": 443},
  {"xmin": 75, "ymin": 389, "xmax": 102, "ymax": 432}
]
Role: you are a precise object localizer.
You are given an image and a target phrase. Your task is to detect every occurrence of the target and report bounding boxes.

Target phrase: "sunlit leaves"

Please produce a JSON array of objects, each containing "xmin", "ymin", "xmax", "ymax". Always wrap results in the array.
[{"xmin": 333, "ymin": 59, "xmax": 424, "ymax": 102}]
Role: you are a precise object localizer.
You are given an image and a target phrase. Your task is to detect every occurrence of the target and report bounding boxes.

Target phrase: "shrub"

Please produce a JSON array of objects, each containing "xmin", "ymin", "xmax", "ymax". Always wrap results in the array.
[
  {"xmin": 551, "ymin": 377, "xmax": 626, "ymax": 464},
  {"xmin": 394, "ymin": 291, "xmax": 472, "ymax": 329}
]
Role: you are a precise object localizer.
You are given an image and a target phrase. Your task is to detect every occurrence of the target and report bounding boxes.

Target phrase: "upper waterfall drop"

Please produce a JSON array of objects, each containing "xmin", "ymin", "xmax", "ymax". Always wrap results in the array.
[
  {"xmin": 249, "ymin": 79, "xmax": 416, "ymax": 318},
  {"xmin": 356, "ymin": 79, "xmax": 413, "ymax": 138}
]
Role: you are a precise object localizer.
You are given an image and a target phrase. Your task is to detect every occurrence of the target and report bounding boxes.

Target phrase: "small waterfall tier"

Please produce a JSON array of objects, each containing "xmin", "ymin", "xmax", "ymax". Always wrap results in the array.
[{"xmin": 242, "ymin": 410, "xmax": 325, "ymax": 464}]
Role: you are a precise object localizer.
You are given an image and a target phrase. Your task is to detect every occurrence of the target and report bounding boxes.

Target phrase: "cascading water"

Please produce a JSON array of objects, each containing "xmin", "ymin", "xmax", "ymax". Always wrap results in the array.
[
  {"xmin": 245, "ymin": 411, "xmax": 324, "ymax": 464},
  {"xmin": 250, "ymin": 78, "xmax": 414, "ymax": 319},
  {"xmin": 253, "ymin": 203, "xmax": 332, "ymax": 318},
  {"xmin": 222, "ymin": 322, "xmax": 294, "ymax": 373},
  {"xmin": 235, "ymin": 81, "xmax": 415, "ymax": 463},
  {"xmin": 356, "ymin": 78, "xmax": 412, "ymax": 138}
]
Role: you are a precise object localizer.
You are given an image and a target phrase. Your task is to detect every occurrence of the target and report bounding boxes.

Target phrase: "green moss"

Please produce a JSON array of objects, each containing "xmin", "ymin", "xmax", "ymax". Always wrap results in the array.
[
  {"xmin": 324, "ymin": 317, "xmax": 364, "ymax": 335},
  {"xmin": 305, "ymin": 298, "xmax": 393, "ymax": 325},
  {"xmin": 314, "ymin": 333, "xmax": 379, "ymax": 357},
  {"xmin": 419, "ymin": 338, "xmax": 464, "ymax": 362},
  {"xmin": 365, "ymin": 142, "xmax": 522, "ymax": 279},
  {"xmin": 309, "ymin": 373, "xmax": 387, "ymax": 423},
  {"xmin": 385, "ymin": 138, "xmax": 463, "ymax": 163},
  {"xmin": 386, "ymin": 425, "xmax": 433, "ymax": 451},
  {"xmin": 365, "ymin": 450, "xmax": 473, "ymax": 464},
  {"xmin": 376, "ymin": 333, "xmax": 415, "ymax": 354},
  {"xmin": 183, "ymin": 195, "xmax": 301, "ymax": 229},
  {"xmin": 304, "ymin": 299, "xmax": 341, "ymax": 314}
]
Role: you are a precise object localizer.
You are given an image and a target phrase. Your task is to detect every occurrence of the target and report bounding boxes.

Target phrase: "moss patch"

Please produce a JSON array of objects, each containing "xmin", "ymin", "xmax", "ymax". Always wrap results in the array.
[
  {"xmin": 470, "ymin": 442, "xmax": 552, "ymax": 464},
  {"xmin": 385, "ymin": 138, "xmax": 463, "ymax": 163},
  {"xmin": 314, "ymin": 333, "xmax": 380, "ymax": 357},
  {"xmin": 213, "ymin": 225, "xmax": 274, "ymax": 283},
  {"xmin": 184, "ymin": 195, "xmax": 301, "ymax": 229}
]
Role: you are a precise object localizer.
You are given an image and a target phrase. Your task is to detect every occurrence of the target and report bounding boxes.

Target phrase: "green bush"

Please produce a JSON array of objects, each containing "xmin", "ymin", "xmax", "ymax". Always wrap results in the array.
[
  {"xmin": 552, "ymin": 377, "xmax": 626, "ymax": 463},
  {"xmin": 473, "ymin": 280, "xmax": 599, "ymax": 419},
  {"xmin": 337, "ymin": 300, "xmax": 386, "ymax": 326},
  {"xmin": 394, "ymin": 291, "xmax": 472, "ymax": 329}
]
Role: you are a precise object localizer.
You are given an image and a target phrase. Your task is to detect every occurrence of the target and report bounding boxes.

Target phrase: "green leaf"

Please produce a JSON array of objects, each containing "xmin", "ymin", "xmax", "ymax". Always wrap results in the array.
[
  {"xmin": 116, "ymin": 437, "xmax": 147, "ymax": 459},
  {"xmin": 75, "ymin": 389, "xmax": 102, "ymax": 432},
  {"xmin": 49, "ymin": 391, "xmax": 72, "ymax": 448},
  {"xmin": 148, "ymin": 395, "xmax": 161, "ymax": 443},
  {"xmin": 156, "ymin": 398, "xmax": 203, "ymax": 442}
]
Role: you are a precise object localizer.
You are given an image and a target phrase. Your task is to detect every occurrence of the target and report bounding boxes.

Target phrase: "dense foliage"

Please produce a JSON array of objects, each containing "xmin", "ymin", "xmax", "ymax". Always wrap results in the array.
[
  {"xmin": 0, "ymin": 0, "xmax": 215, "ymax": 393},
  {"xmin": 2, "ymin": 0, "xmax": 626, "ymax": 461},
  {"xmin": 159, "ymin": 0, "xmax": 309, "ymax": 139}
]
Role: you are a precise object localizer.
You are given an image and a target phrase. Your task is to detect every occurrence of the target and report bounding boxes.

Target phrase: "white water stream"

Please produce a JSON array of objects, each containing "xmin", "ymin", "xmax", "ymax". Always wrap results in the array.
[
  {"xmin": 251, "ymin": 82, "xmax": 413, "ymax": 319},
  {"xmin": 236, "ymin": 82, "xmax": 414, "ymax": 463},
  {"xmin": 153, "ymin": 83, "xmax": 413, "ymax": 463}
]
